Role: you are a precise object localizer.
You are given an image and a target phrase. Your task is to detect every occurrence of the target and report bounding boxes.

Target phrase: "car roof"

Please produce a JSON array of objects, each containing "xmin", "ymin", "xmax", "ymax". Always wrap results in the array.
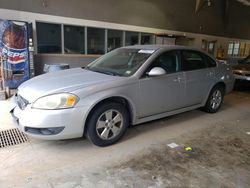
[
  {"xmin": 122, "ymin": 45, "xmax": 215, "ymax": 59},
  {"xmin": 123, "ymin": 44, "xmax": 202, "ymax": 51}
]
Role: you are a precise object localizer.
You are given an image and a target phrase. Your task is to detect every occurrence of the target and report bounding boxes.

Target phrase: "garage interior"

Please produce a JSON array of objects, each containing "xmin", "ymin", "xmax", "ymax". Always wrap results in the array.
[{"xmin": 0, "ymin": 0, "xmax": 250, "ymax": 187}]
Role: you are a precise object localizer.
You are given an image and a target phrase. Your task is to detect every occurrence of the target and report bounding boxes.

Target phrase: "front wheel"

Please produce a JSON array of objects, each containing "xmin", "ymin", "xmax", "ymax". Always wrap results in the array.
[
  {"xmin": 86, "ymin": 102, "xmax": 129, "ymax": 147},
  {"xmin": 202, "ymin": 85, "xmax": 224, "ymax": 113}
]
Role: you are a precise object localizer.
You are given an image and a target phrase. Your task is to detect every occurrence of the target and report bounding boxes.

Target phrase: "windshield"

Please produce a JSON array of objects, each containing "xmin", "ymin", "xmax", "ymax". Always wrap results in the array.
[{"xmin": 86, "ymin": 48, "xmax": 154, "ymax": 76}]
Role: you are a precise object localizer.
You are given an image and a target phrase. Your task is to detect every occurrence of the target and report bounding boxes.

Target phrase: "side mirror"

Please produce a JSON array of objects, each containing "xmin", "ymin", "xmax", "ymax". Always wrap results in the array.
[{"xmin": 147, "ymin": 67, "xmax": 166, "ymax": 77}]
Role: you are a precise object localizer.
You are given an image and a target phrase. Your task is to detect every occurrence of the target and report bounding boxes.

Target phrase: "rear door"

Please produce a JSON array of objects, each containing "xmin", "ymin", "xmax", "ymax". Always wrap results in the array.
[{"xmin": 181, "ymin": 50, "xmax": 216, "ymax": 106}]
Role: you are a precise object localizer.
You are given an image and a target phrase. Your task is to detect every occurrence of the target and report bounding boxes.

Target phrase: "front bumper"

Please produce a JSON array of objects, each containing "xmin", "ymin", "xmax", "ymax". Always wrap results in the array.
[{"xmin": 10, "ymin": 100, "xmax": 88, "ymax": 140}]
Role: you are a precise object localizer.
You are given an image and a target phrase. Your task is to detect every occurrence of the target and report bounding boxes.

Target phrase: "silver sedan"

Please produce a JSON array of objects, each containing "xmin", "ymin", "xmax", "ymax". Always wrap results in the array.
[{"xmin": 11, "ymin": 45, "xmax": 235, "ymax": 146}]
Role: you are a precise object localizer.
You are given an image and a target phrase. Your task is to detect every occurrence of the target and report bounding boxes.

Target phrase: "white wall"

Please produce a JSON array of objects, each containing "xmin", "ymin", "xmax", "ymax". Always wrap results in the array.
[{"xmin": 0, "ymin": 8, "xmax": 250, "ymax": 56}]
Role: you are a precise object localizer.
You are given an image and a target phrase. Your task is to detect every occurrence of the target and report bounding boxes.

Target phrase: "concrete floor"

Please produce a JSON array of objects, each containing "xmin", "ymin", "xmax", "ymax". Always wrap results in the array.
[{"xmin": 0, "ymin": 90, "xmax": 250, "ymax": 187}]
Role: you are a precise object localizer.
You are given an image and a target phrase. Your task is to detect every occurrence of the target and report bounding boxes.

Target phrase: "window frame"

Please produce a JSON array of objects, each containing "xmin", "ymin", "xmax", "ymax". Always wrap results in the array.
[{"xmin": 227, "ymin": 42, "xmax": 240, "ymax": 56}]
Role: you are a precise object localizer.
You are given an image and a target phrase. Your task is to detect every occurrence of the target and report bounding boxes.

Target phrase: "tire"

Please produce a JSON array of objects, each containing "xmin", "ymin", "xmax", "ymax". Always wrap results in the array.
[
  {"xmin": 86, "ymin": 102, "xmax": 129, "ymax": 147},
  {"xmin": 202, "ymin": 85, "xmax": 225, "ymax": 113}
]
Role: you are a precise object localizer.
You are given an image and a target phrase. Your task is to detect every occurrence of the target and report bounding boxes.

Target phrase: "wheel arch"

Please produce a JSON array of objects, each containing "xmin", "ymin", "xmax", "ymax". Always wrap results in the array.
[
  {"xmin": 214, "ymin": 82, "xmax": 226, "ymax": 94},
  {"xmin": 203, "ymin": 82, "xmax": 226, "ymax": 106},
  {"xmin": 83, "ymin": 96, "xmax": 135, "ymax": 135}
]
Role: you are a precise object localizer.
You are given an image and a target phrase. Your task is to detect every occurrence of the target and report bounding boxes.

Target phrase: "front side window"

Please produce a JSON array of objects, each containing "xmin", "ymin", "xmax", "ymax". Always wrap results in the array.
[
  {"xmin": 86, "ymin": 48, "xmax": 154, "ymax": 77},
  {"xmin": 181, "ymin": 51, "xmax": 207, "ymax": 71},
  {"xmin": 147, "ymin": 51, "xmax": 180, "ymax": 74},
  {"xmin": 36, "ymin": 22, "xmax": 62, "ymax": 53}
]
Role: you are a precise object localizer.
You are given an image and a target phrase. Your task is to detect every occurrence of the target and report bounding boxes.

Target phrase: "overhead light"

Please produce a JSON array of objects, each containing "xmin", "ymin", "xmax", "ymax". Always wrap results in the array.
[
  {"xmin": 207, "ymin": 0, "xmax": 211, "ymax": 6},
  {"xmin": 236, "ymin": 0, "xmax": 250, "ymax": 6},
  {"xmin": 42, "ymin": 0, "xmax": 48, "ymax": 8}
]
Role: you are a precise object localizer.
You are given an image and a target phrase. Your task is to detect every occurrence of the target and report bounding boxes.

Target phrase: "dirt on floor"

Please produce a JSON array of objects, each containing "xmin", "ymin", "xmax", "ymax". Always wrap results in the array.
[
  {"xmin": 80, "ymin": 114, "xmax": 250, "ymax": 188},
  {"xmin": 113, "ymin": 123, "xmax": 250, "ymax": 187}
]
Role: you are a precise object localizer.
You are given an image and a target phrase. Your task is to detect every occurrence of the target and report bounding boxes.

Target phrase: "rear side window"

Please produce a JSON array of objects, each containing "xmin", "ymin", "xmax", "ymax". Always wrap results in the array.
[{"xmin": 181, "ymin": 51, "xmax": 207, "ymax": 71}]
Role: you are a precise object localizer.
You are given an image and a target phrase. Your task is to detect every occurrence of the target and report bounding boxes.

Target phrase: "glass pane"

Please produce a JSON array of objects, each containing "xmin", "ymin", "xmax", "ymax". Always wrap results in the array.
[
  {"xmin": 228, "ymin": 43, "xmax": 234, "ymax": 50},
  {"xmin": 36, "ymin": 22, "xmax": 62, "ymax": 53},
  {"xmin": 233, "ymin": 48, "xmax": 239, "ymax": 55},
  {"xmin": 141, "ymin": 33, "xmax": 154, "ymax": 44},
  {"xmin": 182, "ymin": 51, "xmax": 206, "ymax": 71},
  {"xmin": 227, "ymin": 49, "xmax": 233, "ymax": 55},
  {"xmin": 234, "ymin": 42, "xmax": 240, "ymax": 49},
  {"xmin": 87, "ymin": 27, "xmax": 105, "ymax": 54},
  {"xmin": 64, "ymin": 25, "xmax": 85, "ymax": 54},
  {"xmin": 107, "ymin": 29, "xmax": 123, "ymax": 52},
  {"xmin": 208, "ymin": 43, "xmax": 214, "ymax": 50},
  {"xmin": 125, "ymin": 31, "xmax": 139, "ymax": 46},
  {"xmin": 152, "ymin": 51, "xmax": 179, "ymax": 73}
]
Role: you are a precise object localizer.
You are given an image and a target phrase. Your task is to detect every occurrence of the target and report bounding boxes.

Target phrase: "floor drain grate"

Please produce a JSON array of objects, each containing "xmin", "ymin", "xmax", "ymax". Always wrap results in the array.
[{"xmin": 0, "ymin": 128, "xmax": 29, "ymax": 148}]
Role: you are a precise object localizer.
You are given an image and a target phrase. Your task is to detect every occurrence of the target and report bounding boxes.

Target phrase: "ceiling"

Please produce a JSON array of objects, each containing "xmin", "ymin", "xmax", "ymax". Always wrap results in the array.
[{"xmin": 195, "ymin": 0, "xmax": 250, "ymax": 13}]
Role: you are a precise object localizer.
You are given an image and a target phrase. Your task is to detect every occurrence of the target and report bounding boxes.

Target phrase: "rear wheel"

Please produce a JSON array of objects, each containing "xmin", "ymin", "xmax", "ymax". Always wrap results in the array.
[
  {"xmin": 203, "ymin": 85, "xmax": 224, "ymax": 113},
  {"xmin": 86, "ymin": 102, "xmax": 129, "ymax": 147}
]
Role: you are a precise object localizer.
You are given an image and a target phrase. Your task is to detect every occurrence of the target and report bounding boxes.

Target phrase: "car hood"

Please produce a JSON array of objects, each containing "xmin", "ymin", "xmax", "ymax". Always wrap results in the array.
[
  {"xmin": 18, "ymin": 68, "xmax": 125, "ymax": 102},
  {"xmin": 232, "ymin": 64, "xmax": 250, "ymax": 71}
]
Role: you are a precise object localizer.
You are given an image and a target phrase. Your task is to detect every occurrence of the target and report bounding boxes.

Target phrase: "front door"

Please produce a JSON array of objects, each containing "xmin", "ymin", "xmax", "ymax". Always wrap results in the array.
[{"xmin": 138, "ymin": 50, "xmax": 185, "ymax": 118}]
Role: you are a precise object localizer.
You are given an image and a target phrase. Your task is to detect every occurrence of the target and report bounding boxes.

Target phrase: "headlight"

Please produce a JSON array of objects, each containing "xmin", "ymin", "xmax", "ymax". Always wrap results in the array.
[{"xmin": 32, "ymin": 93, "xmax": 79, "ymax": 110}]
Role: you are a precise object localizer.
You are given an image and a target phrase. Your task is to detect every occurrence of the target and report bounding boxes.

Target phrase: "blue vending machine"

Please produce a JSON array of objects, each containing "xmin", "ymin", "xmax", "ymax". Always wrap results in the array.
[{"xmin": 0, "ymin": 20, "xmax": 33, "ymax": 89}]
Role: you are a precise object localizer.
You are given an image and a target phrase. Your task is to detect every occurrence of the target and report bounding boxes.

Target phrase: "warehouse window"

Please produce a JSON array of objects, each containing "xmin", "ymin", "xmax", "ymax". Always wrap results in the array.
[
  {"xmin": 87, "ymin": 27, "xmax": 105, "ymax": 54},
  {"xmin": 107, "ymin": 29, "xmax": 123, "ymax": 52},
  {"xmin": 233, "ymin": 42, "xmax": 240, "ymax": 55},
  {"xmin": 125, "ymin": 31, "xmax": 139, "ymax": 46},
  {"xmin": 64, "ymin": 25, "xmax": 85, "ymax": 54},
  {"xmin": 36, "ymin": 21, "xmax": 155, "ymax": 55},
  {"xmin": 36, "ymin": 22, "xmax": 62, "ymax": 53},
  {"xmin": 141, "ymin": 33, "xmax": 154, "ymax": 44},
  {"xmin": 227, "ymin": 42, "xmax": 240, "ymax": 56}
]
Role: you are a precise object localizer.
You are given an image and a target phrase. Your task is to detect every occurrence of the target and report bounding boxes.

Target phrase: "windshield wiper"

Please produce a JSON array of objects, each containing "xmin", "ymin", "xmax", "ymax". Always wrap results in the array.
[
  {"xmin": 85, "ymin": 67, "xmax": 121, "ymax": 76},
  {"xmin": 98, "ymin": 70, "xmax": 121, "ymax": 76}
]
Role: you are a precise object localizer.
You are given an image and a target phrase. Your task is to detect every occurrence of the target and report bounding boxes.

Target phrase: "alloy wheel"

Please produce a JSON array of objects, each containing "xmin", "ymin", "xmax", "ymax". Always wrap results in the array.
[
  {"xmin": 210, "ymin": 90, "xmax": 222, "ymax": 110},
  {"xmin": 96, "ymin": 109, "xmax": 124, "ymax": 140}
]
